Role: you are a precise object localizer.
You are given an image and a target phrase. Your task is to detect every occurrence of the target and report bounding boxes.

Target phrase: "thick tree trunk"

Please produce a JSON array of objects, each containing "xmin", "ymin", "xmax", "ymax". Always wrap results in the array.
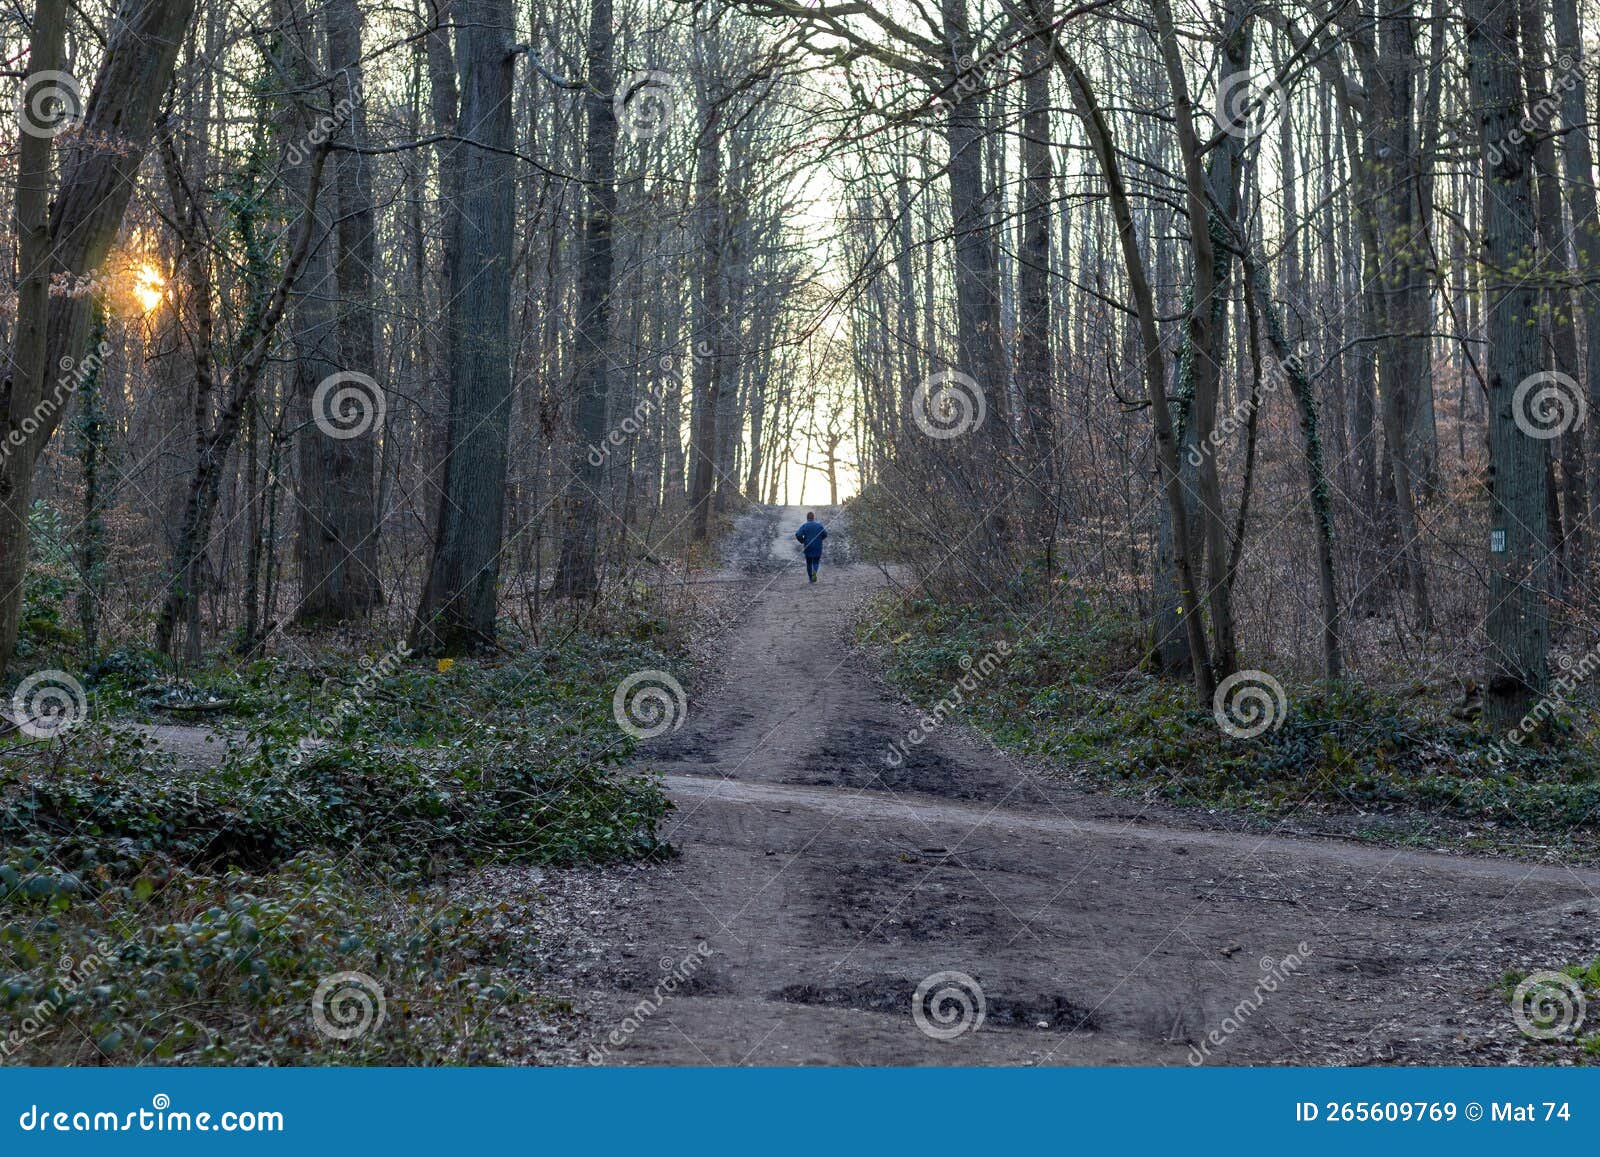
[
  {"xmin": 552, "ymin": 0, "xmax": 617, "ymax": 597},
  {"xmin": 1526, "ymin": 0, "xmax": 1589, "ymax": 574},
  {"xmin": 1149, "ymin": 0, "xmax": 1250, "ymax": 680},
  {"xmin": 1371, "ymin": 11, "xmax": 1437, "ymax": 626},
  {"xmin": 941, "ymin": 0, "xmax": 1012, "ymax": 560},
  {"xmin": 411, "ymin": 0, "xmax": 517, "ymax": 653},
  {"xmin": 0, "ymin": 0, "xmax": 198, "ymax": 674},
  {"xmin": 284, "ymin": 3, "xmax": 345, "ymax": 629},
  {"xmin": 1465, "ymin": 0, "xmax": 1552, "ymax": 727},
  {"xmin": 423, "ymin": 0, "xmax": 461, "ymax": 521},
  {"xmin": 1, "ymin": 0, "xmax": 67, "ymax": 675},
  {"xmin": 292, "ymin": 0, "xmax": 381, "ymax": 623}
]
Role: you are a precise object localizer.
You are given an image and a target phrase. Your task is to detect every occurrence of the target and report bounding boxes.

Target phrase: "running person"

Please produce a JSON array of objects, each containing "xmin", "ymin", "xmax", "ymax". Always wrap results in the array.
[{"xmin": 795, "ymin": 512, "xmax": 828, "ymax": 583}]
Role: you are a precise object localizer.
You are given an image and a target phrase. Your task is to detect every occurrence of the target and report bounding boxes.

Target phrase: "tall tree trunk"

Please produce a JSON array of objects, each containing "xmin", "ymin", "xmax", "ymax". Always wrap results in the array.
[
  {"xmin": 154, "ymin": 149, "xmax": 332, "ymax": 655},
  {"xmin": 1, "ymin": 0, "xmax": 66, "ymax": 675},
  {"xmin": 1046, "ymin": 24, "xmax": 1214, "ymax": 703},
  {"xmin": 293, "ymin": 0, "xmax": 381, "ymax": 623},
  {"xmin": 411, "ymin": 0, "xmax": 517, "ymax": 652},
  {"xmin": 1556, "ymin": 0, "xmax": 1600, "ymax": 537},
  {"xmin": 1149, "ymin": 0, "xmax": 1249, "ymax": 680},
  {"xmin": 1465, "ymin": 0, "xmax": 1552, "ymax": 727},
  {"xmin": 1528, "ymin": 0, "xmax": 1590, "ymax": 574},
  {"xmin": 0, "ymin": 0, "xmax": 198, "ymax": 674},
  {"xmin": 423, "ymin": 0, "xmax": 461, "ymax": 523},
  {"xmin": 942, "ymin": 0, "xmax": 1012, "ymax": 557},
  {"xmin": 1018, "ymin": 2, "xmax": 1056, "ymax": 555},
  {"xmin": 688, "ymin": 82, "xmax": 723, "ymax": 540},
  {"xmin": 1372, "ymin": 9, "xmax": 1436, "ymax": 627},
  {"xmin": 552, "ymin": 0, "xmax": 617, "ymax": 597},
  {"xmin": 285, "ymin": 3, "xmax": 345, "ymax": 628}
]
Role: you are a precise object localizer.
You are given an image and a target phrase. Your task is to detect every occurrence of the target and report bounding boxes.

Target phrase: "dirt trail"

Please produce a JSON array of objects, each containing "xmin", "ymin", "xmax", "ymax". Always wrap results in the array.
[{"xmin": 569, "ymin": 506, "xmax": 1600, "ymax": 1065}]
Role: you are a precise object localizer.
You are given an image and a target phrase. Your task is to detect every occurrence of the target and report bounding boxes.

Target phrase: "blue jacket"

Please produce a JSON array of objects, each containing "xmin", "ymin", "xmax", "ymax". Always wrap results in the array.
[{"xmin": 796, "ymin": 519, "xmax": 828, "ymax": 559}]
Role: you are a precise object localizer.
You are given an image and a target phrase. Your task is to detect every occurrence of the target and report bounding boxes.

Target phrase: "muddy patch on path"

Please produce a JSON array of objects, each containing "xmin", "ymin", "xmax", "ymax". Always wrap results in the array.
[
  {"xmin": 769, "ymin": 974, "xmax": 1099, "ymax": 1034},
  {"xmin": 785, "ymin": 722, "xmax": 1016, "ymax": 801},
  {"xmin": 820, "ymin": 860, "xmax": 1024, "ymax": 944}
]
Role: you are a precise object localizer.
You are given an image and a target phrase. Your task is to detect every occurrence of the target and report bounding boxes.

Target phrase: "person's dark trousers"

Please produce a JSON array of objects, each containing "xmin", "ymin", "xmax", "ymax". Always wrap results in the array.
[{"xmin": 806, "ymin": 556, "xmax": 820, "ymax": 582}]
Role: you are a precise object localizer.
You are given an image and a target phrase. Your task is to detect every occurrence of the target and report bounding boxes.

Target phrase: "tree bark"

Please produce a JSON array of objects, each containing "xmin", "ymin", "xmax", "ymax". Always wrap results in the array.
[
  {"xmin": 552, "ymin": 0, "xmax": 617, "ymax": 597},
  {"xmin": 1018, "ymin": 1, "xmax": 1057, "ymax": 552},
  {"xmin": 0, "ymin": 0, "xmax": 198, "ymax": 673},
  {"xmin": 1046, "ymin": 25, "xmax": 1214, "ymax": 703},
  {"xmin": 688, "ymin": 78, "xmax": 724, "ymax": 540},
  {"xmin": 1465, "ymin": 0, "xmax": 1552, "ymax": 727},
  {"xmin": 154, "ymin": 149, "xmax": 333, "ymax": 655},
  {"xmin": 411, "ymin": 0, "xmax": 517, "ymax": 653},
  {"xmin": 1554, "ymin": 0, "xmax": 1600, "ymax": 538},
  {"xmin": 292, "ymin": 0, "xmax": 381, "ymax": 623}
]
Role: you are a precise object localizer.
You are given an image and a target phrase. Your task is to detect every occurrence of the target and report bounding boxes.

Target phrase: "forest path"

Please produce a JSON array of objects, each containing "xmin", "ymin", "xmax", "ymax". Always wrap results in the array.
[{"xmin": 573, "ymin": 505, "xmax": 1600, "ymax": 1065}]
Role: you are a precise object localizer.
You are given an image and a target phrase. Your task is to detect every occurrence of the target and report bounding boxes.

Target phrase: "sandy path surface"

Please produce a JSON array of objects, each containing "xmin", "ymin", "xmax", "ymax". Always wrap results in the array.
[{"xmin": 567, "ymin": 505, "xmax": 1600, "ymax": 1066}]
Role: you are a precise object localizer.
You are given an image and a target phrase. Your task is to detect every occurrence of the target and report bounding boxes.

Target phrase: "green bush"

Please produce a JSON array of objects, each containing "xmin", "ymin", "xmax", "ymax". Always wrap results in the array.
[
  {"xmin": 1, "ymin": 852, "xmax": 534, "ymax": 1064},
  {"xmin": 864, "ymin": 593, "xmax": 1600, "ymax": 840},
  {"xmin": 1, "ymin": 618, "xmax": 686, "ymax": 1063}
]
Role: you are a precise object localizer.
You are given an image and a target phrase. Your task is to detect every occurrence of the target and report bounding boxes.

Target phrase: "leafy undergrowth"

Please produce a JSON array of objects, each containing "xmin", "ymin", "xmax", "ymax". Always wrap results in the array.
[
  {"xmin": 1499, "ymin": 960, "xmax": 1600, "ymax": 1059},
  {"xmin": 2, "ymin": 607, "xmax": 688, "ymax": 1064},
  {"xmin": 862, "ymin": 594, "xmax": 1600, "ymax": 851}
]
